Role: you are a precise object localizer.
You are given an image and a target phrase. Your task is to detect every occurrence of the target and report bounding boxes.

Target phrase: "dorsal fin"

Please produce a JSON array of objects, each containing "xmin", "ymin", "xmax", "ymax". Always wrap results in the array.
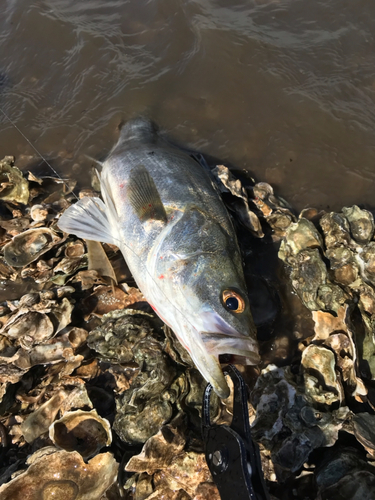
[{"xmin": 127, "ymin": 164, "xmax": 167, "ymax": 223}]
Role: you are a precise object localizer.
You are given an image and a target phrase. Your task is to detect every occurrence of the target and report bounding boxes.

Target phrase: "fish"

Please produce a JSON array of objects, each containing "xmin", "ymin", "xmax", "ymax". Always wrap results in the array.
[{"xmin": 58, "ymin": 118, "xmax": 260, "ymax": 398}]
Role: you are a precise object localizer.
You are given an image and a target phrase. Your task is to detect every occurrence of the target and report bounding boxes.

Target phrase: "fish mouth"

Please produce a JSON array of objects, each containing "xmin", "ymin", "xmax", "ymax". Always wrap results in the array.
[
  {"xmin": 200, "ymin": 331, "xmax": 261, "ymax": 366},
  {"xmin": 179, "ymin": 311, "xmax": 261, "ymax": 399},
  {"xmin": 199, "ymin": 310, "xmax": 260, "ymax": 364},
  {"xmin": 188, "ymin": 333, "xmax": 260, "ymax": 399},
  {"xmin": 189, "ymin": 330, "xmax": 260, "ymax": 399}
]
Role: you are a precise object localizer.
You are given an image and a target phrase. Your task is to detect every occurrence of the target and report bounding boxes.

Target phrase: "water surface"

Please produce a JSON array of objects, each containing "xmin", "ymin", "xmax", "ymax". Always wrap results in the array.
[{"xmin": 0, "ymin": 0, "xmax": 375, "ymax": 212}]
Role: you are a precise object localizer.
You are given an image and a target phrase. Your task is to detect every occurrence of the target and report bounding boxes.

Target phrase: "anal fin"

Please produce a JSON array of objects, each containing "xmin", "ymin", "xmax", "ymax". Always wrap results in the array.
[{"xmin": 127, "ymin": 164, "xmax": 167, "ymax": 223}]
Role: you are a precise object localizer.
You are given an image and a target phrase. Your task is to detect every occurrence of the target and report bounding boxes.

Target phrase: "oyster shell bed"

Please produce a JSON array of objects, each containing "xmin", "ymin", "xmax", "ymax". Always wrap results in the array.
[{"xmin": 0, "ymin": 155, "xmax": 374, "ymax": 499}]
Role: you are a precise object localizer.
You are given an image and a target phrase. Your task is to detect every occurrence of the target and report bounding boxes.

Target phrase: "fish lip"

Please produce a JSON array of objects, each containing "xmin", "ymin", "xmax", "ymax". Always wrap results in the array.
[
  {"xmin": 212, "ymin": 380, "xmax": 230, "ymax": 399},
  {"xmin": 234, "ymin": 351, "xmax": 261, "ymax": 365},
  {"xmin": 188, "ymin": 344, "xmax": 231, "ymax": 399}
]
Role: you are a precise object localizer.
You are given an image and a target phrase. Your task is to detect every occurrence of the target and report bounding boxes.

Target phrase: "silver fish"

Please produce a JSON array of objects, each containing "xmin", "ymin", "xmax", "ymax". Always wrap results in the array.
[{"xmin": 58, "ymin": 118, "xmax": 259, "ymax": 398}]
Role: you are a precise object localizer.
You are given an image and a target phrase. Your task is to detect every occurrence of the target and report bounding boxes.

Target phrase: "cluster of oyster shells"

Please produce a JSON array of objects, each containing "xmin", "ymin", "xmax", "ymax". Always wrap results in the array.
[
  {"xmin": 208, "ymin": 166, "xmax": 375, "ymax": 498},
  {"xmin": 1, "ymin": 154, "xmax": 375, "ymax": 500},
  {"xmin": 0, "ymin": 156, "xmax": 222, "ymax": 499},
  {"xmin": 251, "ymin": 205, "xmax": 375, "ymax": 499}
]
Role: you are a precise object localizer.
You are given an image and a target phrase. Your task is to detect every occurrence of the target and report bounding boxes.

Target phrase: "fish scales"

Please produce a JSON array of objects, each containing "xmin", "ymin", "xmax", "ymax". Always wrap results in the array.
[{"xmin": 58, "ymin": 118, "xmax": 260, "ymax": 397}]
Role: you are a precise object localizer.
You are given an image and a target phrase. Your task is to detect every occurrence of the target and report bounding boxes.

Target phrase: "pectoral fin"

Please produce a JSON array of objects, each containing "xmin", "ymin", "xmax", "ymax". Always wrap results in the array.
[
  {"xmin": 57, "ymin": 197, "xmax": 120, "ymax": 246},
  {"xmin": 127, "ymin": 164, "xmax": 167, "ymax": 223}
]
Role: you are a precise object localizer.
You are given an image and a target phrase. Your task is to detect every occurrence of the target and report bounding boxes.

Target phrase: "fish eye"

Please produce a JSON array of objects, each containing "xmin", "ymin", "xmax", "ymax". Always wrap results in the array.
[{"xmin": 222, "ymin": 289, "xmax": 245, "ymax": 313}]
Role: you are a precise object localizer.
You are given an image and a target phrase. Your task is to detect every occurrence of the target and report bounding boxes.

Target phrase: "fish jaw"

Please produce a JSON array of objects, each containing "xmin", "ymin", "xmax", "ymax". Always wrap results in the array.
[
  {"xmin": 144, "ymin": 247, "xmax": 260, "ymax": 397},
  {"xmin": 163, "ymin": 307, "xmax": 260, "ymax": 399},
  {"xmin": 183, "ymin": 329, "xmax": 231, "ymax": 399},
  {"xmin": 178, "ymin": 319, "xmax": 260, "ymax": 399},
  {"xmin": 194, "ymin": 354, "xmax": 230, "ymax": 399},
  {"xmin": 199, "ymin": 309, "xmax": 260, "ymax": 364},
  {"xmin": 201, "ymin": 331, "xmax": 261, "ymax": 365}
]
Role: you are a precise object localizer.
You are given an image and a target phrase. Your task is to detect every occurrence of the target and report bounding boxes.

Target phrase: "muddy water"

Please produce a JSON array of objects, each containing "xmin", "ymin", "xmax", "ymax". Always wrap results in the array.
[{"xmin": 0, "ymin": 0, "xmax": 375, "ymax": 212}]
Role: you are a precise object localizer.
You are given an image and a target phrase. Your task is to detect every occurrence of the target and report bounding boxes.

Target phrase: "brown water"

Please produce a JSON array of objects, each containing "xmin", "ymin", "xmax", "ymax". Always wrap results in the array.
[{"xmin": 0, "ymin": 0, "xmax": 375, "ymax": 212}]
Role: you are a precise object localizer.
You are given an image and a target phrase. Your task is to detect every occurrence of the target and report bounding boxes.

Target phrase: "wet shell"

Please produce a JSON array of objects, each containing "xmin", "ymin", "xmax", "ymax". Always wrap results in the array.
[
  {"xmin": 4, "ymin": 228, "xmax": 60, "ymax": 267},
  {"xmin": 0, "ymin": 448, "xmax": 118, "ymax": 500},
  {"xmin": 30, "ymin": 204, "xmax": 48, "ymax": 222},
  {"xmin": 301, "ymin": 344, "xmax": 344, "ymax": 407},
  {"xmin": 278, "ymin": 218, "xmax": 323, "ymax": 264},
  {"xmin": 21, "ymin": 391, "xmax": 67, "ymax": 443},
  {"xmin": 353, "ymin": 413, "xmax": 375, "ymax": 459},
  {"xmin": 0, "ymin": 309, "xmax": 54, "ymax": 344},
  {"xmin": 0, "ymin": 156, "xmax": 29, "ymax": 204},
  {"xmin": 342, "ymin": 205, "xmax": 374, "ymax": 245},
  {"xmin": 320, "ymin": 212, "xmax": 352, "ymax": 249},
  {"xmin": 49, "ymin": 409, "xmax": 112, "ymax": 459}
]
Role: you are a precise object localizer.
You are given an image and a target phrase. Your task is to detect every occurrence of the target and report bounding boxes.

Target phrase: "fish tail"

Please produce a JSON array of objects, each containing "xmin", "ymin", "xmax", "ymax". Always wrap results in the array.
[{"xmin": 117, "ymin": 117, "xmax": 158, "ymax": 145}]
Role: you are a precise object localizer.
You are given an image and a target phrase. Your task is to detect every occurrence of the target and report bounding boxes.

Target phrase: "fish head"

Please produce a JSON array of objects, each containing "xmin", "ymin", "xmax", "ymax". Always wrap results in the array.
[
  {"xmin": 153, "ymin": 207, "xmax": 260, "ymax": 397},
  {"xmin": 184, "ymin": 260, "xmax": 260, "ymax": 398}
]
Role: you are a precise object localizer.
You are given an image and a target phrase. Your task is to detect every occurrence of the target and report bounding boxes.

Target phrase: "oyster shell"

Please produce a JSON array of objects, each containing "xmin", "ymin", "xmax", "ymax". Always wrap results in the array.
[
  {"xmin": 278, "ymin": 218, "xmax": 323, "ymax": 263},
  {"xmin": 358, "ymin": 241, "xmax": 375, "ymax": 287},
  {"xmin": 65, "ymin": 240, "xmax": 85, "ymax": 258},
  {"xmin": 113, "ymin": 345, "xmax": 175, "ymax": 443},
  {"xmin": 82, "ymin": 285, "xmax": 146, "ymax": 318},
  {"xmin": 126, "ymin": 430, "xmax": 218, "ymax": 500},
  {"xmin": 349, "ymin": 281, "xmax": 375, "ymax": 380},
  {"xmin": 87, "ymin": 309, "xmax": 158, "ymax": 363},
  {"xmin": 301, "ymin": 344, "xmax": 344, "ymax": 407},
  {"xmin": 211, "ymin": 164, "xmax": 264, "ymax": 237},
  {"xmin": 30, "ymin": 204, "xmax": 48, "ymax": 222},
  {"xmin": 152, "ymin": 452, "xmax": 217, "ymax": 498},
  {"xmin": 315, "ymin": 447, "xmax": 375, "ymax": 500},
  {"xmin": 21, "ymin": 390, "xmax": 67, "ymax": 443},
  {"xmin": 352, "ymin": 413, "xmax": 375, "ymax": 459},
  {"xmin": 49, "ymin": 409, "xmax": 112, "ymax": 459},
  {"xmin": 125, "ymin": 420, "xmax": 186, "ymax": 474},
  {"xmin": 291, "ymin": 248, "xmax": 346, "ymax": 312},
  {"xmin": 320, "ymin": 212, "xmax": 353, "ymax": 249},
  {"xmin": 0, "ymin": 156, "xmax": 29, "ymax": 204},
  {"xmin": 274, "ymin": 202, "xmax": 375, "ymax": 492},
  {"xmin": 4, "ymin": 228, "xmax": 60, "ymax": 267},
  {"xmin": 342, "ymin": 205, "xmax": 374, "ymax": 245},
  {"xmin": 53, "ymin": 255, "xmax": 86, "ymax": 275},
  {"xmin": 250, "ymin": 181, "xmax": 296, "ymax": 239},
  {"xmin": 278, "ymin": 217, "xmax": 348, "ymax": 313},
  {"xmin": 0, "ymin": 309, "xmax": 54, "ymax": 344},
  {"xmin": 0, "ymin": 448, "xmax": 118, "ymax": 500},
  {"xmin": 251, "ymin": 365, "xmax": 351, "ymax": 480},
  {"xmin": 88, "ymin": 309, "xmax": 176, "ymax": 444}
]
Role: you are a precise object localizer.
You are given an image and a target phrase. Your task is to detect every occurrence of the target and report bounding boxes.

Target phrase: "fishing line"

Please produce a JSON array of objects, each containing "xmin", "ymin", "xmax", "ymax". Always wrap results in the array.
[
  {"xmin": 0, "ymin": 107, "xmax": 79, "ymax": 201},
  {"xmin": 0, "ymin": 110, "xmax": 200, "ymax": 353},
  {"xmin": 0, "ymin": 107, "xmax": 204, "ymax": 335}
]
